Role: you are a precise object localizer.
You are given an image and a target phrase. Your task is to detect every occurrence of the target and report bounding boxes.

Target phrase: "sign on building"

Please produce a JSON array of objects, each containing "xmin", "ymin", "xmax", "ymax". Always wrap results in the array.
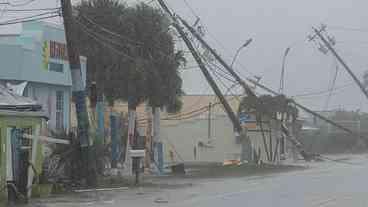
[
  {"xmin": 239, "ymin": 112, "xmax": 257, "ymax": 129},
  {"xmin": 42, "ymin": 41, "xmax": 68, "ymax": 72}
]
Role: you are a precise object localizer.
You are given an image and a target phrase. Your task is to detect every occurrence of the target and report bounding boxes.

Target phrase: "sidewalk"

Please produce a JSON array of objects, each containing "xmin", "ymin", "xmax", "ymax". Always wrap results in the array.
[{"xmin": 26, "ymin": 162, "xmax": 308, "ymax": 207}]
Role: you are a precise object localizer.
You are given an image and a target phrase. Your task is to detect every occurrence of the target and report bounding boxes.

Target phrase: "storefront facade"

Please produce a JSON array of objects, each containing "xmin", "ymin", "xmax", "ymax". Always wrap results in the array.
[{"xmin": 0, "ymin": 21, "xmax": 86, "ymax": 132}]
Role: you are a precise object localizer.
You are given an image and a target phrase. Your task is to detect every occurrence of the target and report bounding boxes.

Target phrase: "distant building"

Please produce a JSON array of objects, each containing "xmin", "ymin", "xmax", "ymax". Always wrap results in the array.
[
  {"xmin": 303, "ymin": 110, "xmax": 361, "ymax": 134},
  {"xmin": 0, "ymin": 21, "xmax": 86, "ymax": 132},
  {"xmin": 88, "ymin": 95, "xmax": 297, "ymax": 165}
]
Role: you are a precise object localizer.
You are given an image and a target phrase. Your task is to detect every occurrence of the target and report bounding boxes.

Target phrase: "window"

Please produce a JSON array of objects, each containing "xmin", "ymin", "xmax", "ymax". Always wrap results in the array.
[
  {"xmin": 23, "ymin": 87, "xmax": 28, "ymax": 97},
  {"xmin": 56, "ymin": 91, "xmax": 64, "ymax": 130},
  {"xmin": 21, "ymin": 128, "xmax": 32, "ymax": 147},
  {"xmin": 32, "ymin": 86, "xmax": 37, "ymax": 101},
  {"xmin": 49, "ymin": 62, "xmax": 64, "ymax": 73}
]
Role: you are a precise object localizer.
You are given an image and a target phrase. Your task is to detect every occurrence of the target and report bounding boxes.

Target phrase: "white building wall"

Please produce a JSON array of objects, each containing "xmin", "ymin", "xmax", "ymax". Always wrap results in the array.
[
  {"xmin": 25, "ymin": 82, "xmax": 71, "ymax": 132},
  {"xmin": 161, "ymin": 115, "xmax": 242, "ymax": 164}
]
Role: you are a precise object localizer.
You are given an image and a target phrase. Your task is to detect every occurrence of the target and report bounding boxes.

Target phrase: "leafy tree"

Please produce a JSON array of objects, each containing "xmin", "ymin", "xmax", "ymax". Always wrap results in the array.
[
  {"xmin": 238, "ymin": 94, "xmax": 298, "ymax": 121},
  {"xmin": 125, "ymin": 3, "xmax": 185, "ymax": 112},
  {"xmin": 75, "ymin": 0, "xmax": 129, "ymax": 104},
  {"xmin": 74, "ymin": 0, "xmax": 185, "ymax": 112}
]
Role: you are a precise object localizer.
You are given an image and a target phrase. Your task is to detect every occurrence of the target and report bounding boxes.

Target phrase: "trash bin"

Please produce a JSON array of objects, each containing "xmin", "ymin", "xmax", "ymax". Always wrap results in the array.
[{"xmin": 171, "ymin": 163, "xmax": 185, "ymax": 175}]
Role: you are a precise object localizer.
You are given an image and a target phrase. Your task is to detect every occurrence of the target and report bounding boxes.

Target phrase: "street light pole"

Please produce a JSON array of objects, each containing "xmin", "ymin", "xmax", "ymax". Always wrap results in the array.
[
  {"xmin": 279, "ymin": 47, "xmax": 291, "ymax": 94},
  {"xmin": 230, "ymin": 38, "xmax": 253, "ymax": 68}
]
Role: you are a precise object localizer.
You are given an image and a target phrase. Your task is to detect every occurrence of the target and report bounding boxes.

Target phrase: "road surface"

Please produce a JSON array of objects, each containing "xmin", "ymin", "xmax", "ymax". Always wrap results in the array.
[{"xmin": 29, "ymin": 154, "xmax": 368, "ymax": 207}]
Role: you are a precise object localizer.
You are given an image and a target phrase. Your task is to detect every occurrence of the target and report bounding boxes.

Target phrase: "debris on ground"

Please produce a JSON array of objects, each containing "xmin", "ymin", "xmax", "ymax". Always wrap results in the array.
[
  {"xmin": 73, "ymin": 187, "xmax": 129, "ymax": 193},
  {"xmin": 154, "ymin": 197, "xmax": 169, "ymax": 203}
]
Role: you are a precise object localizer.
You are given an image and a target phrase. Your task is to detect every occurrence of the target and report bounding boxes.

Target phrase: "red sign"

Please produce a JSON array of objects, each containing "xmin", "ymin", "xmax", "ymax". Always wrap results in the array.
[{"xmin": 49, "ymin": 41, "xmax": 68, "ymax": 60}]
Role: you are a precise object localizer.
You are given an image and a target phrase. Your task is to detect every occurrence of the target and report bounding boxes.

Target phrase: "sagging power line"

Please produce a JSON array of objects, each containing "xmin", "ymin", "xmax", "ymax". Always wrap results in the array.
[
  {"xmin": 0, "ymin": 14, "xmax": 59, "ymax": 26},
  {"xmin": 0, "ymin": 0, "xmax": 35, "ymax": 7}
]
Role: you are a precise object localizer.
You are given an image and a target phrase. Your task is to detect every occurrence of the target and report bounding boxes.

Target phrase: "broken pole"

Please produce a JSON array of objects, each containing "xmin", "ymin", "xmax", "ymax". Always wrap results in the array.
[{"xmin": 313, "ymin": 27, "xmax": 368, "ymax": 101}]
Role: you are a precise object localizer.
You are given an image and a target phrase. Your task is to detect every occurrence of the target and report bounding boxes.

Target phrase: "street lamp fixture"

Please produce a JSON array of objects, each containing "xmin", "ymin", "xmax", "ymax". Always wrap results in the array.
[
  {"xmin": 230, "ymin": 38, "xmax": 253, "ymax": 68},
  {"xmin": 279, "ymin": 47, "xmax": 291, "ymax": 94}
]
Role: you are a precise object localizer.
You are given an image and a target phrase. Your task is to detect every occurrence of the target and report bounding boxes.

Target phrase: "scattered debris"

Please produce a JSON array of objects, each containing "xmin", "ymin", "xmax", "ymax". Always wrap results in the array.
[
  {"xmin": 73, "ymin": 187, "xmax": 129, "ymax": 193},
  {"xmin": 154, "ymin": 197, "xmax": 169, "ymax": 204},
  {"xmin": 223, "ymin": 160, "xmax": 242, "ymax": 166}
]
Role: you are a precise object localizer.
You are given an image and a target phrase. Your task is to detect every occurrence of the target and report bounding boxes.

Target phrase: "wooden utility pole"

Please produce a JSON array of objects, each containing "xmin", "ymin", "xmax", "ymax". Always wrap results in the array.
[
  {"xmin": 178, "ymin": 16, "xmax": 258, "ymax": 160},
  {"xmin": 178, "ymin": 17, "xmax": 257, "ymax": 101},
  {"xmin": 312, "ymin": 27, "xmax": 368, "ymax": 101},
  {"xmin": 61, "ymin": 0, "xmax": 96, "ymax": 186},
  {"xmin": 156, "ymin": 0, "xmax": 242, "ymax": 135}
]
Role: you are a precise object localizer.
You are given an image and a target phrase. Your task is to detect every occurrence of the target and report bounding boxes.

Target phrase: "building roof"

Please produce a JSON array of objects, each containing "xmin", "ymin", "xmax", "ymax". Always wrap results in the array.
[{"xmin": 0, "ymin": 85, "xmax": 47, "ymax": 118}]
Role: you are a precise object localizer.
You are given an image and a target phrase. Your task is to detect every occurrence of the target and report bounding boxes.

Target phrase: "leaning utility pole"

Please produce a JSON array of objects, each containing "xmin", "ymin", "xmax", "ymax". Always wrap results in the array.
[
  {"xmin": 311, "ymin": 25, "xmax": 368, "ymax": 101},
  {"xmin": 61, "ymin": 0, "xmax": 96, "ymax": 186},
  {"xmin": 178, "ymin": 17, "xmax": 256, "ymax": 100},
  {"xmin": 156, "ymin": 0, "xmax": 243, "ymax": 135},
  {"xmin": 179, "ymin": 16, "xmax": 261, "ymax": 160},
  {"xmin": 156, "ymin": 0, "xmax": 255, "ymax": 162}
]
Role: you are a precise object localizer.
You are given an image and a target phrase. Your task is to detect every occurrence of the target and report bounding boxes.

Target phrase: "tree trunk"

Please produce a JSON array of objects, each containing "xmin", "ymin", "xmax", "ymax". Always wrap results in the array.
[
  {"xmin": 110, "ymin": 113, "xmax": 120, "ymax": 169},
  {"xmin": 144, "ymin": 106, "xmax": 153, "ymax": 173},
  {"xmin": 125, "ymin": 103, "xmax": 137, "ymax": 175},
  {"xmin": 152, "ymin": 107, "xmax": 163, "ymax": 174}
]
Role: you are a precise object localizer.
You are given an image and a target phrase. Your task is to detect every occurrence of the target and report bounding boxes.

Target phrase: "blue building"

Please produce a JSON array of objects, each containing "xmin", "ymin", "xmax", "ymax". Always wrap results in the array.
[{"xmin": 0, "ymin": 21, "xmax": 86, "ymax": 132}]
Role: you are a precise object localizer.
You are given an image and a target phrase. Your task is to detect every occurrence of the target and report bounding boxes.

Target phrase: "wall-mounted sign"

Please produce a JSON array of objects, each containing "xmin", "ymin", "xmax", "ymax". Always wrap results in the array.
[
  {"xmin": 42, "ymin": 40, "xmax": 67, "ymax": 72},
  {"xmin": 239, "ymin": 112, "xmax": 257, "ymax": 129},
  {"xmin": 239, "ymin": 112, "xmax": 252, "ymax": 124},
  {"xmin": 49, "ymin": 41, "xmax": 68, "ymax": 60}
]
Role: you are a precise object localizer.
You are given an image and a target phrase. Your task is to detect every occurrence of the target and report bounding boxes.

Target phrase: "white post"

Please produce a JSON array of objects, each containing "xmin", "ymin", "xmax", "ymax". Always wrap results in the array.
[
  {"xmin": 153, "ymin": 107, "xmax": 163, "ymax": 174},
  {"xmin": 26, "ymin": 125, "xmax": 40, "ymax": 199},
  {"xmin": 6, "ymin": 128, "xmax": 13, "ymax": 183},
  {"xmin": 153, "ymin": 107, "xmax": 161, "ymax": 143}
]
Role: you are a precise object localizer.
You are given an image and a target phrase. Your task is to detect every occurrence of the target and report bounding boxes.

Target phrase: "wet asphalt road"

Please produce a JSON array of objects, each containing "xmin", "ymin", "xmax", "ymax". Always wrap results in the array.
[{"xmin": 29, "ymin": 154, "xmax": 368, "ymax": 207}]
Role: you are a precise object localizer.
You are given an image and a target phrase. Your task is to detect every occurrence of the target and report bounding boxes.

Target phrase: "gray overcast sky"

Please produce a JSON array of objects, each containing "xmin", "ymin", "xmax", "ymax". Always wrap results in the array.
[{"xmin": 1, "ymin": 0, "xmax": 368, "ymax": 112}]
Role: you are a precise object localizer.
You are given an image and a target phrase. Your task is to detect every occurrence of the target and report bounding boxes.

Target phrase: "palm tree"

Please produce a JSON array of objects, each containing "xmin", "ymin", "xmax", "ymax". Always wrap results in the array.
[{"xmin": 74, "ymin": 0, "xmax": 185, "ymax": 172}]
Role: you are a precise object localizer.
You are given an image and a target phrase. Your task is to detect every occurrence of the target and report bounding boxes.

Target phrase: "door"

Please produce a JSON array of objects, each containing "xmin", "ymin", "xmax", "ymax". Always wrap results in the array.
[{"xmin": 6, "ymin": 127, "xmax": 32, "ymax": 197}]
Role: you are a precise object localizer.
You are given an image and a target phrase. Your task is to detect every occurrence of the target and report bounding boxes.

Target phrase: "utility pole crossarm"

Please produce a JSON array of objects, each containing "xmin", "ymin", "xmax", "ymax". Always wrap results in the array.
[{"xmin": 313, "ymin": 27, "xmax": 368, "ymax": 101}]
